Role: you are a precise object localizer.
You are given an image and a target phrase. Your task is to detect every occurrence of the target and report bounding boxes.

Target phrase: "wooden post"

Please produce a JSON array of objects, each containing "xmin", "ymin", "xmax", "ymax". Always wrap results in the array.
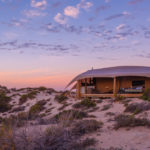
[
  {"xmin": 76, "ymin": 80, "xmax": 81, "ymax": 99},
  {"xmin": 113, "ymin": 77, "xmax": 117, "ymax": 96},
  {"xmin": 85, "ymin": 79, "xmax": 87, "ymax": 94}
]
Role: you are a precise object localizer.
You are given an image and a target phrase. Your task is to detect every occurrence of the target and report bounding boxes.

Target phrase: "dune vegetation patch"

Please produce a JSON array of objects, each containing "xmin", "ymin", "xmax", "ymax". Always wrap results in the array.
[
  {"xmin": 54, "ymin": 93, "xmax": 68, "ymax": 103},
  {"xmin": 52, "ymin": 109, "xmax": 88, "ymax": 124},
  {"xmin": 73, "ymin": 98, "xmax": 96, "ymax": 109},
  {"xmin": 142, "ymin": 88, "xmax": 150, "ymax": 101},
  {"xmin": 101, "ymin": 104, "xmax": 112, "ymax": 111},
  {"xmin": 124, "ymin": 102, "xmax": 150, "ymax": 114},
  {"xmin": 29, "ymin": 100, "xmax": 47, "ymax": 119},
  {"xmin": 19, "ymin": 90, "xmax": 38, "ymax": 105},
  {"xmin": 114, "ymin": 114, "xmax": 150, "ymax": 129},
  {"xmin": 0, "ymin": 92, "xmax": 12, "ymax": 112},
  {"xmin": 72, "ymin": 119, "xmax": 103, "ymax": 136}
]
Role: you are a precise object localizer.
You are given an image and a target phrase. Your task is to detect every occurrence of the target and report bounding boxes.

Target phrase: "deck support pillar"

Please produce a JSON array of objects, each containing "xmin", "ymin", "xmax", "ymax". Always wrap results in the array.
[
  {"xmin": 76, "ymin": 80, "xmax": 81, "ymax": 99},
  {"xmin": 85, "ymin": 79, "xmax": 87, "ymax": 94},
  {"xmin": 113, "ymin": 77, "xmax": 117, "ymax": 96}
]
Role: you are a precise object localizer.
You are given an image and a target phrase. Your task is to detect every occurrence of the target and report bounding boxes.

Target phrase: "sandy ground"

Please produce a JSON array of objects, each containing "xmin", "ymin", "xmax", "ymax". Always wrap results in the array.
[{"xmin": 1, "ymin": 89, "xmax": 150, "ymax": 150}]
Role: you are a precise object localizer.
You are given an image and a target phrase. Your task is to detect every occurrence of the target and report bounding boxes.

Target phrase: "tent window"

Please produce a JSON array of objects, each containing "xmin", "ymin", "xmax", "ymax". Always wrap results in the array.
[{"xmin": 132, "ymin": 80, "xmax": 145, "ymax": 87}]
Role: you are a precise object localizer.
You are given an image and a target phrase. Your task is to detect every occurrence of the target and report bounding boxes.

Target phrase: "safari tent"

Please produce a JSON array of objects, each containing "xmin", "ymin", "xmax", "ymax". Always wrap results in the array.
[{"xmin": 67, "ymin": 66, "xmax": 150, "ymax": 98}]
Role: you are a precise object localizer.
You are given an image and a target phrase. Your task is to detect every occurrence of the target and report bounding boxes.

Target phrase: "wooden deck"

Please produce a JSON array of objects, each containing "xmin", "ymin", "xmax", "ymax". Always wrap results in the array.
[{"xmin": 82, "ymin": 93, "xmax": 142, "ymax": 98}]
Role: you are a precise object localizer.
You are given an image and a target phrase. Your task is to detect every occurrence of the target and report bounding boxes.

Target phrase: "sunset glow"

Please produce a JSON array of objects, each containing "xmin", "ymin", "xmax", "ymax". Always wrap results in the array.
[{"xmin": 0, "ymin": 0, "xmax": 150, "ymax": 90}]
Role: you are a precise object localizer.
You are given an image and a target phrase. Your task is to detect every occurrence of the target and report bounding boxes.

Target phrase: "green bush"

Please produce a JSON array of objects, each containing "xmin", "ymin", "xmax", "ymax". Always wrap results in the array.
[
  {"xmin": 114, "ymin": 114, "xmax": 150, "ymax": 129},
  {"xmin": 0, "ymin": 92, "xmax": 11, "ymax": 112},
  {"xmin": 73, "ymin": 98, "xmax": 96, "ymax": 109},
  {"xmin": 38, "ymin": 86, "xmax": 47, "ymax": 91},
  {"xmin": 115, "ymin": 95, "xmax": 125, "ymax": 101},
  {"xmin": 19, "ymin": 91, "xmax": 38, "ymax": 104},
  {"xmin": 101, "ymin": 104, "xmax": 112, "ymax": 111},
  {"xmin": 53, "ymin": 109, "xmax": 88, "ymax": 123},
  {"xmin": 72, "ymin": 119, "xmax": 103, "ymax": 136},
  {"xmin": 29, "ymin": 100, "xmax": 46, "ymax": 119},
  {"xmin": 124, "ymin": 102, "xmax": 150, "ymax": 114},
  {"xmin": 142, "ymin": 88, "xmax": 150, "ymax": 101},
  {"xmin": 55, "ymin": 93, "xmax": 68, "ymax": 103}
]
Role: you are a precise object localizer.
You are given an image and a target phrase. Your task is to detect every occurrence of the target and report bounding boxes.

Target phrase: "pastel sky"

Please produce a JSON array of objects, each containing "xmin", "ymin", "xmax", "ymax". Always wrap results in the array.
[{"xmin": 0, "ymin": 0, "xmax": 150, "ymax": 90}]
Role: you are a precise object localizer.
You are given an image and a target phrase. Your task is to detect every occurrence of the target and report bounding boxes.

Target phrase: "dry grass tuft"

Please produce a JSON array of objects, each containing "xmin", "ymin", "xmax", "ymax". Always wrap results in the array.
[
  {"xmin": 124, "ymin": 102, "xmax": 150, "ymax": 114},
  {"xmin": 114, "ymin": 114, "xmax": 150, "ymax": 129}
]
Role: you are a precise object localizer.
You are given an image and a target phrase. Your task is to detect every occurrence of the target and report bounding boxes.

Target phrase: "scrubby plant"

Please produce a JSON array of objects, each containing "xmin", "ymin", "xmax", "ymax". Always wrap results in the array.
[
  {"xmin": 52, "ymin": 109, "xmax": 88, "ymax": 124},
  {"xmin": 73, "ymin": 98, "xmax": 96, "ymax": 109},
  {"xmin": 19, "ymin": 90, "xmax": 38, "ymax": 104},
  {"xmin": 38, "ymin": 86, "xmax": 47, "ymax": 91},
  {"xmin": 142, "ymin": 88, "xmax": 150, "ymax": 101},
  {"xmin": 11, "ymin": 106, "xmax": 25, "ymax": 113},
  {"xmin": 114, "ymin": 95, "xmax": 125, "ymax": 101},
  {"xmin": 105, "ymin": 112, "xmax": 115, "ymax": 116},
  {"xmin": 72, "ymin": 119, "xmax": 103, "ymax": 136},
  {"xmin": 55, "ymin": 93, "xmax": 68, "ymax": 103},
  {"xmin": 96, "ymin": 99, "xmax": 103, "ymax": 103},
  {"xmin": 101, "ymin": 104, "xmax": 112, "ymax": 111},
  {"xmin": 29, "ymin": 100, "xmax": 46, "ymax": 119},
  {"xmin": 124, "ymin": 102, "xmax": 150, "ymax": 114},
  {"xmin": 114, "ymin": 114, "xmax": 150, "ymax": 129},
  {"xmin": 0, "ymin": 124, "xmax": 16, "ymax": 150},
  {"xmin": 0, "ymin": 92, "xmax": 12, "ymax": 112}
]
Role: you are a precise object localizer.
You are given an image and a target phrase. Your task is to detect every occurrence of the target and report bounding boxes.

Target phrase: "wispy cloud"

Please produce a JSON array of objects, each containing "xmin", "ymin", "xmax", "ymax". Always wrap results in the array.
[
  {"xmin": 31, "ymin": 0, "xmax": 47, "ymax": 9},
  {"xmin": 64, "ymin": 6, "xmax": 79, "ymax": 18},
  {"xmin": 77, "ymin": 0, "xmax": 93, "ymax": 10},
  {"xmin": 128, "ymin": 0, "xmax": 144, "ymax": 5},
  {"xmin": 54, "ymin": 13, "xmax": 67, "ymax": 24},
  {"xmin": 23, "ymin": 9, "xmax": 47, "ymax": 17},
  {"xmin": 95, "ymin": 5, "xmax": 110, "ymax": 14},
  {"xmin": 116, "ymin": 24, "xmax": 126, "ymax": 31},
  {"xmin": 0, "ymin": 40, "xmax": 79, "ymax": 56},
  {"xmin": 105, "ymin": 11, "xmax": 130, "ymax": 21}
]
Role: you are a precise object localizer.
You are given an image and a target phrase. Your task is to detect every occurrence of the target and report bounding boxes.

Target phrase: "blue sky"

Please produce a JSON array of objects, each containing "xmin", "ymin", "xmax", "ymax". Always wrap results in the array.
[{"xmin": 0, "ymin": 0, "xmax": 150, "ymax": 89}]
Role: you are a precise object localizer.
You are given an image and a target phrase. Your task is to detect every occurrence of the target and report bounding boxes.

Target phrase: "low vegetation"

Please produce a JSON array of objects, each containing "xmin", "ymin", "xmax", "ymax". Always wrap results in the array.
[
  {"xmin": 29, "ymin": 100, "xmax": 46, "ymax": 119},
  {"xmin": 19, "ymin": 90, "xmax": 38, "ymax": 104},
  {"xmin": 114, "ymin": 95, "xmax": 125, "ymax": 101},
  {"xmin": 73, "ymin": 98, "xmax": 96, "ymax": 109},
  {"xmin": 142, "ymin": 88, "xmax": 150, "ymax": 101},
  {"xmin": 124, "ymin": 102, "xmax": 150, "ymax": 114},
  {"xmin": 0, "ymin": 114, "xmax": 98, "ymax": 150},
  {"xmin": 114, "ymin": 114, "xmax": 150, "ymax": 129},
  {"xmin": 72, "ymin": 119, "xmax": 103, "ymax": 136},
  {"xmin": 55, "ymin": 93, "xmax": 68, "ymax": 103},
  {"xmin": 0, "ymin": 92, "xmax": 12, "ymax": 112},
  {"xmin": 101, "ymin": 104, "xmax": 112, "ymax": 111},
  {"xmin": 52, "ymin": 109, "xmax": 88, "ymax": 124}
]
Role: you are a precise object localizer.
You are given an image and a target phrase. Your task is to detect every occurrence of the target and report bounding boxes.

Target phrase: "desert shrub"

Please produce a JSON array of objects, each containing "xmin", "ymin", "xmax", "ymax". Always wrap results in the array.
[
  {"xmin": 58, "ymin": 103, "xmax": 70, "ymax": 111},
  {"xmin": 72, "ymin": 138, "xmax": 97, "ymax": 150},
  {"xmin": 11, "ymin": 106, "xmax": 25, "ymax": 113},
  {"xmin": 0, "ymin": 92, "xmax": 12, "ymax": 112},
  {"xmin": 55, "ymin": 93, "xmax": 68, "ymax": 103},
  {"xmin": 101, "ymin": 104, "xmax": 112, "ymax": 111},
  {"xmin": 73, "ymin": 98, "xmax": 96, "ymax": 109},
  {"xmin": 19, "ymin": 90, "xmax": 38, "ymax": 104},
  {"xmin": 105, "ymin": 112, "xmax": 115, "ymax": 116},
  {"xmin": 124, "ymin": 102, "xmax": 150, "ymax": 114},
  {"xmin": 38, "ymin": 86, "xmax": 47, "ymax": 91},
  {"xmin": 29, "ymin": 100, "xmax": 46, "ymax": 119},
  {"xmin": 114, "ymin": 114, "xmax": 150, "ymax": 129},
  {"xmin": 96, "ymin": 99, "xmax": 103, "ymax": 103},
  {"xmin": 142, "ymin": 88, "xmax": 150, "ymax": 101},
  {"xmin": 72, "ymin": 119, "xmax": 103, "ymax": 136},
  {"xmin": 0, "ymin": 124, "xmax": 16, "ymax": 150},
  {"xmin": 0, "ymin": 120, "xmax": 97, "ymax": 150},
  {"xmin": 115, "ymin": 95, "xmax": 125, "ymax": 101},
  {"xmin": 52, "ymin": 109, "xmax": 88, "ymax": 123}
]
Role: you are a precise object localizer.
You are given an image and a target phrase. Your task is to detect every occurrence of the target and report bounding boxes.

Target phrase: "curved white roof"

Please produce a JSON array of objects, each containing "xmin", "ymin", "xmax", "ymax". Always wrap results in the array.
[{"xmin": 67, "ymin": 66, "xmax": 150, "ymax": 88}]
